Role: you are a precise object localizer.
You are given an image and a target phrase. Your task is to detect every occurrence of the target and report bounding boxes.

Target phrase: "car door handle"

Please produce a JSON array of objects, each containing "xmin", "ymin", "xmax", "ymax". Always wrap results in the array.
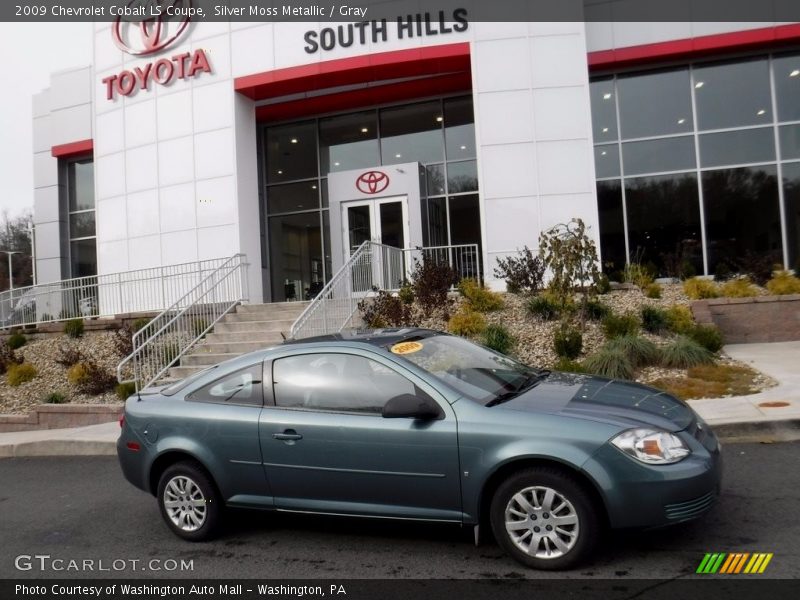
[{"xmin": 273, "ymin": 430, "xmax": 303, "ymax": 441}]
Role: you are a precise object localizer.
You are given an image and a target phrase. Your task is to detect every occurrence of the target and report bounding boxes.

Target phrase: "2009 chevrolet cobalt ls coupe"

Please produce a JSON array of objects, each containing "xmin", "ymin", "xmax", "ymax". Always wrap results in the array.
[{"xmin": 118, "ymin": 328, "xmax": 721, "ymax": 569}]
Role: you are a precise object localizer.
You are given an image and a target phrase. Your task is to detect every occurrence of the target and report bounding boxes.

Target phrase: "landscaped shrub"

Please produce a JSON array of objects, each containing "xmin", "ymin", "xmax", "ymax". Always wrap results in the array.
[
  {"xmin": 447, "ymin": 309, "xmax": 486, "ymax": 336},
  {"xmin": 192, "ymin": 318, "xmax": 210, "ymax": 338},
  {"xmin": 641, "ymin": 306, "xmax": 670, "ymax": 334},
  {"xmin": 596, "ymin": 273, "xmax": 611, "ymax": 295},
  {"xmin": 458, "ymin": 278, "xmax": 504, "ymax": 312},
  {"xmin": 606, "ymin": 335, "xmax": 661, "ymax": 367},
  {"xmin": 7, "ymin": 333, "xmax": 27, "ymax": 350},
  {"xmin": 601, "ymin": 313, "xmax": 640, "ymax": 339},
  {"xmin": 43, "ymin": 391, "xmax": 67, "ymax": 404},
  {"xmin": 55, "ymin": 344, "xmax": 85, "ymax": 367},
  {"xmin": 112, "ymin": 324, "xmax": 134, "ymax": 357},
  {"xmin": 0, "ymin": 340, "xmax": 20, "ymax": 375},
  {"xmin": 553, "ymin": 324, "xmax": 583, "ymax": 360},
  {"xmin": 552, "ymin": 357, "xmax": 586, "ymax": 373},
  {"xmin": 63, "ymin": 318, "xmax": 85, "ymax": 338},
  {"xmin": 584, "ymin": 299, "xmax": 611, "ymax": 321},
  {"xmin": 688, "ymin": 324, "xmax": 724, "ymax": 353},
  {"xmin": 358, "ymin": 290, "xmax": 412, "ymax": 328},
  {"xmin": 493, "ymin": 246, "xmax": 545, "ymax": 294},
  {"xmin": 398, "ymin": 282, "xmax": 415, "ymax": 305},
  {"xmin": 132, "ymin": 317, "xmax": 151, "ymax": 332},
  {"xmin": 736, "ymin": 250, "xmax": 782, "ymax": 286},
  {"xmin": 526, "ymin": 295, "xmax": 560, "ymax": 321},
  {"xmin": 583, "ymin": 347, "xmax": 635, "ymax": 380},
  {"xmin": 115, "ymin": 382, "xmax": 137, "ymax": 400},
  {"xmin": 411, "ymin": 258, "xmax": 457, "ymax": 312},
  {"xmin": 483, "ymin": 324, "xmax": 514, "ymax": 355},
  {"xmin": 645, "ymin": 282, "xmax": 662, "ymax": 299},
  {"xmin": 7, "ymin": 362, "xmax": 37, "ymax": 386},
  {"xmin": 660, "ymin": 336, "xmax": 714, "ymax": 368},
  {"xmin": 664, "ymin": 305, "xmax": 695, "ymax": 334},
  {"xmin": 67, "ymin": 363, "xmax": 89, "ymax": 386},
  {"xmin": 720, "ymin": 276, "xmax": 759, "ymax": 298},
  {"xmin": 68, "ymin": 360, "xmax": 117, "ymax": 395},
  {"xmin": 683, "ymin": 277, "xmax": 719, "ymax": 300},
  {"xmin": 623, "ymin": 262, "xmax": 654, "ymax": 289},
  {"xmin": 766, "ymin": 270, "xmax": 800, "ymax": 295}
]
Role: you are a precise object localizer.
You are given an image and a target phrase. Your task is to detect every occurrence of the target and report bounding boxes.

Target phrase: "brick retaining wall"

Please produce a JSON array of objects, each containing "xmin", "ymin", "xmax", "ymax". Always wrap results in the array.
[
  {"xmin": 0, "ymin": 403, "xmax": 123, "ymax": 433},
  {"xmin": 691, "ymin": 294, "xmax": 800, "ymax": 344}
]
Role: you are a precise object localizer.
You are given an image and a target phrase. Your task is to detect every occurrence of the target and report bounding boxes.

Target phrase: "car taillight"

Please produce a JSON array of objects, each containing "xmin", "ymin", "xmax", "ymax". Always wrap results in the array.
[{"xmin": 119, "ymin": 414, "xmax": 125, "ymax": 428}]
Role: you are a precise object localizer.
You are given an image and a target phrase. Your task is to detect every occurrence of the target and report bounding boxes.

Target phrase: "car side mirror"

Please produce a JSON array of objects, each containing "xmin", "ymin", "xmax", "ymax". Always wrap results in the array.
[{"xmin": 382, "ymin": 393, "xmax": 443, "ymax": 420}]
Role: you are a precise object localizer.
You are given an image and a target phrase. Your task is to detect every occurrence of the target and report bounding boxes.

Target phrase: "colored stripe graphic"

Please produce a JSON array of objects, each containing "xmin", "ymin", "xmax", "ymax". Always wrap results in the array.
[
  {"xmin": 697, "ymin": 553, "xmax": 727, "ymax": 573},
  {"xmin": 699, "ymin": 552, "xmax": 773, "ymax": 574}
]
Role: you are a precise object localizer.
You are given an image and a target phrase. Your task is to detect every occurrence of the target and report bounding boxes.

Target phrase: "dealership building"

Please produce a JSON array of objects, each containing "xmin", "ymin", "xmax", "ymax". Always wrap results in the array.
[{"xmin": 31, "ymin": 13, "xmax": 800, "ymax": 306}]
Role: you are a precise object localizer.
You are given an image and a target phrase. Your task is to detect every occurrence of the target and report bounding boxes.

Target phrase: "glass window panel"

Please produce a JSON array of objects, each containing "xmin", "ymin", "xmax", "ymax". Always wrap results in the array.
[
  {"xmin": 779, "ymin": 124, "xmax": 800, "ymax": 160},
  {"xmin": 590, "ymin": 78, "xmax": 618, "ymax": 143},
  {"xmin": 446, "ymin": 160, "xmax": 478, "ymax": 193},
  {"xmin": 379, "ymin": 201, "xmax": 405, "ymax": 249},
  {"xmin": 426, "ymin": 164, "xmax": 446, "ymax": 196},
  {"xmin": 773, "ymin": 53, "xmax": 800, "ymax": 123},
  {"xmin": 269, "ymin": 212, "xmax": 322, "ymax": 302},
  {"xmin": 596, "ymin": 180, "xmax": 626, "ymax": 275},
  {"xmin": 617, "ymin": 68, "xmax": 693, "ymax": 139},
  {"xmin": 380, "ymin": 101, "xmax": 444, "ymax": 165},
  {"xmin": 189, "ymin": 364, "xmax": 263, "ymax": 407},
  {"xmin": 266, "ymin": 181, "xmax": 320, "ymax": 214},
  {"xmin": 68, "ymin": 160, "xmax": 94, "ymax": 211},
  {"xmin": 322, "ymin": 210, "xmax": 332, "ymax": 284},
  {"xmin": 319, "ymin": 111, "xmax": 378, "ymax": 174},
  {"xmin": 622, "ymin": 136, "xmax": 696, "ymax": 176},
  {"xmin": 702, "ymin": 166, "xmax": 782, "ymax": 274},
  {"xmin": 424, "ymin": 197, "xmax": 448, "ymax": 247},
  {"xmin": 699, "ymin": 128, "xmax": 775, "ymax": 168},
  {"xmin": 69, "ymin": 212, "xmax": 95, "ymax": 238},
  {"xmin": 321, "ymin": 178, "xmax": 328, "ymax": 207},
  {"xmin": 346, "ymin": 204, "xmax": 372, "ymax": 250},
  {"xmin": 624, "ymin": 174, "xmax": 703, "ymax": 277},
  {"xmin": 70, "ymin": 239, "xmax": 97, "ymax": 278},
  {"xmin": 594, "ymin": 144, "xmax": 620, "ymax": 178},
  {"xmin": 447, "ymin": 194, "xmax": 481, "ymax": 281},
  {"xmin": 444, "ymin": 96, "xmax": 476, "ymax": 159},
  {"xmin": 694, "ymin": 58, "xmax": 772, "ymax": 130},
  {"xmin": 781, "ymin": 162, "xmax": 800, "ymax": 271},
  {"xmin": 266, "ymin": 121, "xmax": 318, "ymax": 184}
]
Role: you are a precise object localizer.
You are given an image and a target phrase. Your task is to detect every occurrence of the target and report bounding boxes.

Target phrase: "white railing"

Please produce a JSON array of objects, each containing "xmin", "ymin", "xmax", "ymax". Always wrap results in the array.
[
  {"xmin": 0, "ymin": 258, "xmax": 233, "ymax": 329},
  {"xmin": 116, "ymin": 254, "xmax": 249, "ymax": 390},
  {"xmin": 290, "ymin": 242, "xmax": 480, "ymax": 340}
]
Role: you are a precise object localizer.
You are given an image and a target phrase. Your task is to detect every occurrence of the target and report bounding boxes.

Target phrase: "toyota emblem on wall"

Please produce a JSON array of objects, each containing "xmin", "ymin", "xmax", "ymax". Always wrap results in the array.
[
  {"xmin": 356, "ymin": 171, "xmax": 390, "ymax": 194},
  {"xmin": 112, "ymin": 0, "xmax": 193, "ymax": 56}
]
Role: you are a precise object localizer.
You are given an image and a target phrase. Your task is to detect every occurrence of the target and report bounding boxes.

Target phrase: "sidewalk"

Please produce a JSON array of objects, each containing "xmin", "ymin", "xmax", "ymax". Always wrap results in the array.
[{"xmin": 0, "ymin": 342, "xmax": 798, "ymax": 457}]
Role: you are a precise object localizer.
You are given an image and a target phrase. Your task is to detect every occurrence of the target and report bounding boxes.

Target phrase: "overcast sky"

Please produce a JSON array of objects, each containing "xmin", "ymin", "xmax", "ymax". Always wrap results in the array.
[{"xmin": 0, "ymin": 23, "xmax": 93, "ymax": 218}]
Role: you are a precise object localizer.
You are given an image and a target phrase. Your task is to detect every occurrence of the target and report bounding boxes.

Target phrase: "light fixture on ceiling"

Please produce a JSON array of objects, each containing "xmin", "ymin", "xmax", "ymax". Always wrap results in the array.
[
  {"xmin": 695, "ymin": 81, "xmax": 704, "ymax": 88},
  {"xmin": 603, "ymin": 93, "xmax": 612, "ymax": 100},
  {"xmin": 601, "ymin": 151, "xmax": 607, "ymax": 156},
  {"xmin": 290, "ymin": 138, "xmax": 298, "ymax": 144},
  {"xmin": 312, "ymin": 185, "xmax": 317, "ymax": 190},
  {"xmin": 678, "ymin": 118, "xmax": 686, "ymax": 124},
  {"xmin": 791, "ymin": 70, "xmax": 800, "ymax": 77},
  {"xmin": 277, "ymin": 170, "xmax": 283, "ymax": 175},
  {"xmin": 757, "ymin": 109, "xmax": 766, "ymax": 116},
  {"xmin": 395, "ymin": 153, "xmax": 402, "ymax": 158},
  {"xmin": 435, "ymin": 116, "xmax": 443, "ymax": 122},
  {"xmin": 334, "ymin": 162, "xmax": 340, "ymax": 166},
  {"xmin": 361, "ymin": 127, "xmax": 368, "ymax": 133},
  {"xmin": 460, "ymin": 145, "xmax": 466, "ymax": 150},
  {"xmin": 602, "ymin": 127, "xmax": 609, "ymax": 133}
]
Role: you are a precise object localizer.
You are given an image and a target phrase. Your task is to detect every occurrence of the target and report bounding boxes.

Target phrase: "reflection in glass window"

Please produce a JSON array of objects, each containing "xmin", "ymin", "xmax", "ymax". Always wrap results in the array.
[
  {"xmin": 380, "ymin": 101, "xmax": 444, "ymax": 165},
  {"xmin": 67, "ymin": 158, "xmax": 97, "ymax": 279},
  {"xmin": 426, "ymin": 164, "xmax": 446, "ymax": 196},
  {"xmin": 266, "ymin": 181, "xmax": 320, "ymax": 214},
  {"xmin": 269, "ymin": 212, "xmax": 323, "ymax": 302},
  {"xmin": 596, "ymin": 180, "xmax": 626, "ymax": 275},
  {"xmin": 617, "ymin": 68, "xmax": 693, "ymax": 139},
  {"xmin": 699, "ymin": 128, "xmax": 775, "ymax": 168},
  {"xmin": 625, "ymin": 174, "xmax": 703, "ymax": 277},
  {"xmin": 622, "ymin": 136, "xmax": 695, "ymax": 176},
  {"xmin": 189, "ymin": 364, "xmax": 264, "ymax": 406},
  {"xmin": 694, "ymin": 58, "xmax": 772, "ymax": 130},
  {"xmin": 702, "ymin": 166, "xmax": 782, "ymax": 274},
  {"xmin": 779, "ymin": 125, "xmax": 800, "ymax": 161},
  {"xmin": 448, "ymin": 194, "xmax": 482, "ymax": 281},
  {"xmin": 594, "ymin": 145, "xmax": 620, "ymax": 179},
  {"xmin": 319, "ymin": 111, "xmax": 378, "ymax": 174},
  {"xmin": 70, "ymin": 239, "xmax": 97, "ymax": 278},
  {"xmin": 773, "ymin": 53, "xmax": 800, "ymax": 123},
  {"xmin": 69, "ymin": 212, "xmax": 96, "ymax": 239},
  {"xmin": 781, "ymin": 162, "xmax": 800, "ymax": 271},
  {"xmin": 266, "ymin": 121, "xmax": 318, "ymax": 184},
  {"xmin": 447, "ymin": 160, "xmax": 478, "ymax": 193},
  {"xmin": 444, "ymin": 97, "xmax": 476, "ymax": 159},
  {"xmin": 423, "ymin": 197, "xmax": 448, "ymax": 247},
  {"xmin": 590, "ymin": 78, "xmax": 618, "ymax": 143},
  {"xmin": 68, "ymin": 160, "xmax": 94, "ymax": 211}
]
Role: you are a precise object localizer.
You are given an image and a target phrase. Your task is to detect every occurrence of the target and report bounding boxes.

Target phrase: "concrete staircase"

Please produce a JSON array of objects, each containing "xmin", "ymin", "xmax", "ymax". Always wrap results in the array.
[{"xmin": 168, "ymin": 301, "xmax": 309, "ymax": 380}]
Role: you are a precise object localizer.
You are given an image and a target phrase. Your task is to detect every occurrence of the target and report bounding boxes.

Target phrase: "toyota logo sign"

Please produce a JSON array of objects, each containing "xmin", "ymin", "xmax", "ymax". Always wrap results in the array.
[
  {"xmin": 112, "ymin": 0, "xmax": 193, "ymax": 56},
  {"xmin": 356, "ymin": 171, "xmax": 390, "ymax": 194}
]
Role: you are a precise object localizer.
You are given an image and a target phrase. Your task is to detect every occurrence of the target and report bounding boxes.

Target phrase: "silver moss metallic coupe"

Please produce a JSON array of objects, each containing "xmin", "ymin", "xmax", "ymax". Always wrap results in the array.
[{"xmin": 118, "ymin": 329, "xmax": 722, "ymax": 570}]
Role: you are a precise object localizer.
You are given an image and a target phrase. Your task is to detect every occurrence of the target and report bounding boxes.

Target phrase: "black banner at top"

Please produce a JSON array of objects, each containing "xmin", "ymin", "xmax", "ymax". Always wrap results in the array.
[{"xmin": 3, "ymin": 0, "xmax": 800, "ymax": 23}]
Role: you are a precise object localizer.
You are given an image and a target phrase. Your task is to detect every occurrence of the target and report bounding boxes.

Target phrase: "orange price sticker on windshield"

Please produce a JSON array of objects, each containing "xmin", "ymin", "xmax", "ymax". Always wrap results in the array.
[{"xmin": 391, "ymin": 341, "xmax": 423, "ymax": 355}]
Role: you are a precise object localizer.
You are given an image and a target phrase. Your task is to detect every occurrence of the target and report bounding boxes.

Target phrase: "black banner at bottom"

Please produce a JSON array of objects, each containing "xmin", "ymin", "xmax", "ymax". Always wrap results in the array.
[{"xmin": 3, "ymin": 579, "xmax": 800, "ymax": 600}]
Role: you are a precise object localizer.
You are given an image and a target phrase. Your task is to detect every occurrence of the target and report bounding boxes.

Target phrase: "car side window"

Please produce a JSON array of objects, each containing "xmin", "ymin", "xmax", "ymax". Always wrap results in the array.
[
  {"xmin": 187, "ymin": 363, "xmax": 264, "ymax": 407},
  {"xmin": 272, "ymin": 353, "xmax": 420, "ymax": 414}
]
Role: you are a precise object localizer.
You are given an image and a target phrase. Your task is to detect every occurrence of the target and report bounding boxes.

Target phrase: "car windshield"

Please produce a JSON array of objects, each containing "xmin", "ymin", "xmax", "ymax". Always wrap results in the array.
[{"xmin": 386, "ymin": 334, "xmax": 543, "ymax": 406}]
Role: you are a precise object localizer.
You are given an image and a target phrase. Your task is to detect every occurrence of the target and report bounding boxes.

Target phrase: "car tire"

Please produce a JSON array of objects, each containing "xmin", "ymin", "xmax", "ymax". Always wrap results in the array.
[
  {"xmin": 490, "ymin": 467, "xmax": 599, "ymax": 570},
  {"xmin": 157, "ymin": 461, "xmax": 221, "ymax": 541}
]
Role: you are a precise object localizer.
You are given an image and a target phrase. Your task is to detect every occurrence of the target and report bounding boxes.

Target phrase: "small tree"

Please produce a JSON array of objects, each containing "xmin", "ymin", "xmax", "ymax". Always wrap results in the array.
[
  {"xmin": 538, "ymin": 218, "xmax": 601, "ymax": 328},
  {"xmin": 493, "ymin": 246, "xmax": 545, "ymax": 294}
]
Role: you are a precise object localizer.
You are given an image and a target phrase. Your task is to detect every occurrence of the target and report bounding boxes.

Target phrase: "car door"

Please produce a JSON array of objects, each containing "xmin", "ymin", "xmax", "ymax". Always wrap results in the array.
[{"xmin": 259, "ymin": 349, "xmax": 462, "ymax": 522}]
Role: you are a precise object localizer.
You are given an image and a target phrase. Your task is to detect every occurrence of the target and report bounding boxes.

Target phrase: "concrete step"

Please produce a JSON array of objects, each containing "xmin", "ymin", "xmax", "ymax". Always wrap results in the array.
[
  {"xmin": 204, "ymin": 330, "xmax": 285, "ymax": 344},
  {"xmin": 181, "ymin": 352, "xmax": 241, "ymax": 367},
  {"xmin": 236, "ymin": 302, "xmax": 309, "ymax": 314},
  {"xmin": 189, "ymin": 340, "xmax": 280, "ymax": 355},
  {"xmin": 216, "ymin": 320, "xmax": 295, "ymax": 333},
  {"xmin": 169, "ymin": 365, "xmax": 206, "ymax": 380},
  {"xmin": 224, "ymin": 312, "xmax": 298, "ymax": 324}
]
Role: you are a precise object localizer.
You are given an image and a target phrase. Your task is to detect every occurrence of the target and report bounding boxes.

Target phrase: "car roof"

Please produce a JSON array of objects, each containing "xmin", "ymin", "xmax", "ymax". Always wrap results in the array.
[{"xmin": 282, "ymin": 328, "xmax": 443, "ymax": 349}]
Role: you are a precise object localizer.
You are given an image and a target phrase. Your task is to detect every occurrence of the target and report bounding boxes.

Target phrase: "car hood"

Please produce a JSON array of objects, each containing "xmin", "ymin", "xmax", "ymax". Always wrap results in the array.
[{"xmin": 496, "ymin": 372, "xmax": 695, "ymax": 432}]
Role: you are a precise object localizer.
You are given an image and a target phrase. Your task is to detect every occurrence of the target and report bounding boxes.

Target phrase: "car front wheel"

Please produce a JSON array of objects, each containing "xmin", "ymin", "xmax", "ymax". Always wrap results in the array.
[
  {"xmin": 490, "ymin": 467, "xmax": 599, "ymax": 570},
  {"xmin": 157, "ymin": 461, "xmax": 221, "ymax": 541}
]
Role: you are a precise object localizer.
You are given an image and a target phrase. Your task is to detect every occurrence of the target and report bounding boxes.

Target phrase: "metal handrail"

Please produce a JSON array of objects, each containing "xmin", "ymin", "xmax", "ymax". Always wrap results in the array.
[
  {"xmin": 289, "ymin": 242, "xmax": 481, "ymax": 340},
  {"xmin": 116, "ymin": 254, "xmax": 249, "ymax": 390}
]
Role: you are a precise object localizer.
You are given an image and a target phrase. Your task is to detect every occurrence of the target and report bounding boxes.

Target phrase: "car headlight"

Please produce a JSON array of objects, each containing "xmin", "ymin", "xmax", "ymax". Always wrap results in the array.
[{"xmin": 611, "ymin": 428, "xmax": 690, "ymax": 464}]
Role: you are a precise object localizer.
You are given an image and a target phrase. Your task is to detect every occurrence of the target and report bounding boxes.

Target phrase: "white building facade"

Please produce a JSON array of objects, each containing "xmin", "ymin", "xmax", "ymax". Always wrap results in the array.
[{"xmin": 32, "ymin": 14, "xmax": 800, "ymax": 307}]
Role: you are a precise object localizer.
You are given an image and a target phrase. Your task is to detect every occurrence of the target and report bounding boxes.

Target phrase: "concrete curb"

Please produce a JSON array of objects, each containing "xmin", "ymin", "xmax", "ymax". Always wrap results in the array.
[{"xmin": 710, "ymin": 418, "xmax": 800, "ymax": 443}]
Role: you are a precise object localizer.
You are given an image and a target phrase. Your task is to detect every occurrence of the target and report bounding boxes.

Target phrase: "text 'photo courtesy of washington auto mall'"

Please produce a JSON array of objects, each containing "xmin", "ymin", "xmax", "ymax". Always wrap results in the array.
[{"xmin": 1, "ymin": 1, "xmax": 800, "ymax": 599}]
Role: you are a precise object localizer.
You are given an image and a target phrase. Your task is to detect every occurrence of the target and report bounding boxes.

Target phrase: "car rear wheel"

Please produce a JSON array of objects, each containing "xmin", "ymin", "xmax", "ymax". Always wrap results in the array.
[
  {"xmin": 157, "ymin": 461, "xmax": 221, "ymax": 541},
  {"xmin": 490, "ymin": 467, "xmax": 599, "ymax": 570}
]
